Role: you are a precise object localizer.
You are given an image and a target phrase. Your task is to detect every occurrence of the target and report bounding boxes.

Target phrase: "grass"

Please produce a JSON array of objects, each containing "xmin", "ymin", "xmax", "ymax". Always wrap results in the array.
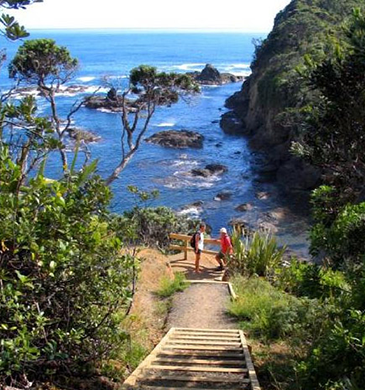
[
  {"xmin": 156, "ymin": 272, "xmax": 189, "ymax": 298},
  {"xmin": 229, "ymin": 275, "xmax": 320, "ymax": 390},
  {"xmin": 229, "ymin": 275, "xmax": 307, "ymax": 341}
]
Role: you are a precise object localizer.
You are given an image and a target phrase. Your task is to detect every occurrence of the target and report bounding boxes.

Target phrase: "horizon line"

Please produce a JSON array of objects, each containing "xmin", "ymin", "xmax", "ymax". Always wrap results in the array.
[{"xmin": 27, "ymin": 27, "xmax": 269, "ymax": 34}]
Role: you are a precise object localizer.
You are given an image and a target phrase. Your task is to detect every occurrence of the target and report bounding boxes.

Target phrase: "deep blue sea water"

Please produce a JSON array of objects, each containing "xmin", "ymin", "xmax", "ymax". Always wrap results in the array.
[{"xmin": 1, "ymin": 30, "xmax": 309, "ymax": 256}]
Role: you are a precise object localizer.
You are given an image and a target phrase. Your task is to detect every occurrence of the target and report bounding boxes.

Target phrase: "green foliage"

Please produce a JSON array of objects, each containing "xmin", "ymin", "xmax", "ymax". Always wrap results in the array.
[
  {"xmin": 128, "ymin": 65, "xmax": 199, "ymax": 107},
  {"xmin": 229, "ymin": 229, "xmax": 286, "ymax": 277},
  {"xmin": 229, "ymin": 276, "xmax": 318, "ymax": 341},
  {"xmin": 9, "ymin": 39, "xmax": 78, "ymax": 84},
  {"xmin": 0, "ymin": 1, "xmax": 42, "ymax": 41},
  {"xmin": 251, "ymin": 0, "xmax": 361, "ymax": 109},
  {"xmin": 293, "ymin": 9, "xmax": 365, "ymax": 202},
  {"xmin": 310, "ymin": 186, "xmax": 365, "ymax": 267},
  {"xmin": 296, "ymin": 308, "xmax": 365, "ymax": 389},
  {"xmin": 130, "ymin": 65, "xmax": 200, "ymax": 95},
  {"xmin": 0, "ymin": 147, "xmax": 136, "ymax": 384},
  {"xmin": 112, "ymin": 205, "xmax": 196, "ymax": 249},
  {"xmin": 276, "ymin": 259, "xmax": 350, "ymax": 300},
  {"xmin": 156, "ymin": 273, "xmax": 189, "ymax": 298}
]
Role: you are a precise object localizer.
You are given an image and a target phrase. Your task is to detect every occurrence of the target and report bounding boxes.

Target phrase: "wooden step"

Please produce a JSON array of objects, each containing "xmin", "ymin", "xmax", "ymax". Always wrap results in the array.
[{"xmin": 122, "ymin": 327, "xmax": 260, "ymax": 390}]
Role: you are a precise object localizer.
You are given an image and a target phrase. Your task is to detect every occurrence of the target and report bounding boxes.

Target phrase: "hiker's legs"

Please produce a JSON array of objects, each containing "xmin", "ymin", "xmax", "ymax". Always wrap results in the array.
[
  {"xmin": 195, "ymin": 251, "xmax": 201, "ymax": 273},
  {"xmin": 216, "ymin": 252, "xmax": 225, "ymax": 267}
]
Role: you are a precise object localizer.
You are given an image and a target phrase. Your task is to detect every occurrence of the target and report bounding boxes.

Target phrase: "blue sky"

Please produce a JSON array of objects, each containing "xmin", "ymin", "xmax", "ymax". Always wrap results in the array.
[{"xmin": 10, "ymin": 0, "xmax": 291, "ymax": 31}]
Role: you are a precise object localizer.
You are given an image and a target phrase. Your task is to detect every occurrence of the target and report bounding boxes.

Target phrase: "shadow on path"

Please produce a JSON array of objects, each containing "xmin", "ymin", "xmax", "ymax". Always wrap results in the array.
[{"xmin": 168, "ymin": 251, "xmax": 225, "ymax": 281}]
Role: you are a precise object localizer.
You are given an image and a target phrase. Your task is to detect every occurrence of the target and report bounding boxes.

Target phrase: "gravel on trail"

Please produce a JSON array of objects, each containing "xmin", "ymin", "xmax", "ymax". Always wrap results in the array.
[{"xmin": 166, "ymin": 283, "xmax": 238, "ymax": 329}]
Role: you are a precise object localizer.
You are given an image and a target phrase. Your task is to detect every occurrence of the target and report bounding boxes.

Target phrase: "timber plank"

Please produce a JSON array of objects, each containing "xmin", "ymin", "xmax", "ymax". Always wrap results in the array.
[
  {"xmin": 173, "ymin": 328, "xmax": 239, "ymax": 333},
  {"xmin": 169, "ymin": 244, "xmax": 218, "ymax": 256},
  {"xmin": 134, "ymin": 387, "xmax": 247, "ymax": 390},
  {"xmin": 156, "ymin": 350, "xmax": 244, "ymax": 358},
  {"xmin": 162, "ymin": 345, "xmax": 242, "ymax": 351},
  {"xmin": 239, "ymin": 330, "xmax": 261, "ymax": 390},
  {"xmin": 149, "ymin": 364, "xmax": 248, "ymax": 373},
  {"xmin": 166, "ymin": 340, "xmax": 241, "ymax": 346},
  {"xmin": 135, "ymin": 387, "xmax": 247, "ymax": 390},
  {"xmin": 173, "ymin": 335, "xmax": 240, "ymax": 341},
  {"xmin": 153, "ymin": 358, "xmax": 246, "ymax": 366},
  {"xmin": 138, "ymin": 374, "xmax": 250, "ymax": 383}
]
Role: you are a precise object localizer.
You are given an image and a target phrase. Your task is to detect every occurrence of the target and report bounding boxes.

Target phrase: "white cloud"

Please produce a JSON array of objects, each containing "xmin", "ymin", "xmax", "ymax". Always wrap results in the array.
[{"xmin": 9, "ymin": 0, "xmax": 291, "ymax": 31}]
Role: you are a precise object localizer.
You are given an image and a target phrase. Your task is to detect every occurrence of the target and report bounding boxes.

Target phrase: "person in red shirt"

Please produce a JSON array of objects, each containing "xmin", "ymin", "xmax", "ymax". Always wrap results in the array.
[{"xmin": 215, "ymin": 227, "xmax": 233, "ymax": 271}]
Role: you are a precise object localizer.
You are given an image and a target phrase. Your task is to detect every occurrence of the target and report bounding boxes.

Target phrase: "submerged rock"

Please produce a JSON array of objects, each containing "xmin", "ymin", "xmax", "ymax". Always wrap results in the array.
[
  {"xmin": 67, "ymin": 128, "xmax": 101, "ymax": 143},
  {"xmin": 177, "ymin": 201, "xmax": 204, "ymax": 217},
  {"xmin": 191, "ymin": 164, "xmax": 228, "ymax": 178},
  {"xmin": 258, "ymin": 221, "xmax": 279, "ymax": 234},
  {"xmin": 255, "ymin": 191, "xmax": 270, "ymax": 200},
  {"xmin": 220, "ymin": 111, "xmax": 246, "ymax": 135},
  {"xmin": 83, "ymin": 92, "xmax": 136, "ymax": 113},
  {"xmin": 235, "ymin": 203, "xmax": 253, "ymax": 212},
  {"xmin": 214, "ymin": 191, "xmax": 232, "ymax": 201},
  {"xmin": 145, "ymin": 130, "xmax": 204, "ymax": 149}
]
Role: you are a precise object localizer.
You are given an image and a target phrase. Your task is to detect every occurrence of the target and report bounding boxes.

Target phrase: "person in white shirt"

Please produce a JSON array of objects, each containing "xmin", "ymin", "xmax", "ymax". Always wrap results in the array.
[{"xmin": 194, "ymin": 222, "xmax": 206, "ymax": 273}]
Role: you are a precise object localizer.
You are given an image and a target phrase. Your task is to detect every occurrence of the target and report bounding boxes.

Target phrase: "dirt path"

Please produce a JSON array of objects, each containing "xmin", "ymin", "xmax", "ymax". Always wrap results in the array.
[
  {"xmin": 166, "ymin": 251, "xmax": 238, "ymax": 330},
  {"xmin": 166, "ymin": 283, "xmax": 237, "ymax": 329}
]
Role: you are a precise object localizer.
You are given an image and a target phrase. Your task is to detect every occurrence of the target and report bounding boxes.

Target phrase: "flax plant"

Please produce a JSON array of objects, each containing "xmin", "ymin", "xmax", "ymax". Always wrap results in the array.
[{"xmin": 230, "ymin": 227, "xmax": 286, "ymax": 277}]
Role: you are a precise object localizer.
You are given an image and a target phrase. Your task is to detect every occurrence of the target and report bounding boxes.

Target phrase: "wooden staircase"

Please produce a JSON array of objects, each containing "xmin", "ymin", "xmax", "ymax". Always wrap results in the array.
[{"xmin": 123, "ymin": 327, "xmax": 260, "ymax": 390}]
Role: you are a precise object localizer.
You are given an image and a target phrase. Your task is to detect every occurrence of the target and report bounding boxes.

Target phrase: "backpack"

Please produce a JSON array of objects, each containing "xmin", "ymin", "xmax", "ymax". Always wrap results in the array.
[{"xmin": 190, "ymin": 232, "xmax": 199, "ymax": 249}]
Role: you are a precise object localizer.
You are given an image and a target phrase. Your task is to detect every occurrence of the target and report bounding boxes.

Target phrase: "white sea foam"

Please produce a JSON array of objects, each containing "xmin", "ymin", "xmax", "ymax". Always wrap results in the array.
[
  {"xmin": 173, "ymin": 63, "xmax": 206, "ymax": 72},
  {"xmin": 230, "ymin": 63, "xmax": 251, "ymax": 69},
  {"xmin": 171, "ymin": 159, "xmax": 199, "ymax": 169},
  {"xmin": 77, "ymin": 76, "xmax": 96, "ymax": 82},
  {"xmin": 176, "ymin": 207, "xmax": 202, "ymax": 217},
  {"xmin": 155, "ymin": 122, "xmax": 175, "ymax": 127},
  {"xmin": 105, "ymin": 75, "xmax": 128, "ymax": 79},
  {"xmin": 55, "ymin": 85, "xmax": 105, "ymax": 97},
  {"xmin": 96, "ymin": 107, "xmax": 117, "ymax": 114},
  {"xmin": 224, "ymin": 63, "xmax": 251, "ymax": 77}
]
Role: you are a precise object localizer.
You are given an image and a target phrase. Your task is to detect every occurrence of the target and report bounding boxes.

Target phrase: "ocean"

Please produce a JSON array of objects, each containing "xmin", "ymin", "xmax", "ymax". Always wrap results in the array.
[{"xmin": 1, "ymin": 29, "xmax": 309, "ymax": 256}]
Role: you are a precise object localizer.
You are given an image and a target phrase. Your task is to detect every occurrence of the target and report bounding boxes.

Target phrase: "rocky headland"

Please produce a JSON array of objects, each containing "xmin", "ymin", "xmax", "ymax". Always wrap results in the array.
[{"xmin": 219, "ymin": 1, "xmax": 356, "ymax": 193}]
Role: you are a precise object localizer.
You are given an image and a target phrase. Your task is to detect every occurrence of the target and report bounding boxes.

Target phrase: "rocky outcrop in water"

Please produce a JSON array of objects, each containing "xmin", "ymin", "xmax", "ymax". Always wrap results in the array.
[
  {"xmin": 145, "ymin": 130, "xmax": 204, "ymax": 149},
  {"xmin": 191, "ymin": 164, "xmax": 228, "ymax": 177},
  {"xmin": 83, "ymin": 89, "xmax": 138, "ymax": 113},
  {"xmin": 189, "ymin": 64, "xmax": 243, "ymax": 85},
  {"xmin": 67, "ymin": 128, "xmax": 101, "ymax": 143}
]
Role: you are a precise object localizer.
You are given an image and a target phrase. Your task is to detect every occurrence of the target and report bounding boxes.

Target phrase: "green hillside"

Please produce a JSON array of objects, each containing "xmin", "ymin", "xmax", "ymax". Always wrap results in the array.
[{"xmin": 223, "ymin": 0, "xmax": 364, "ymax": 191}]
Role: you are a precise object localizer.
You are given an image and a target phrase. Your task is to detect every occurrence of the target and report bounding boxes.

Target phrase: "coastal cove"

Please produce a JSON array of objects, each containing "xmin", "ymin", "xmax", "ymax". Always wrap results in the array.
[{"xmin": 2, "ymin": 29, "xmax": 309, "ymax": 257}]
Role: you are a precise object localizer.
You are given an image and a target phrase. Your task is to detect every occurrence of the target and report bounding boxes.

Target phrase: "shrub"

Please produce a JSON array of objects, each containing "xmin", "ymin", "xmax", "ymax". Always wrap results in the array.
[
  {"xmin": 230, "ymin": 229, "xmax": 286, "ymax": 277},
  {"xmin": 0, "ymin": 150, "xmax": 135, "ymax": 385},
  {"xmin": 297, "ymin": 308, "xmax": 365, "ymax": 389},
  {"xmin": 229, "ymin": 276, "xmax": 313, "ymax": 341}
]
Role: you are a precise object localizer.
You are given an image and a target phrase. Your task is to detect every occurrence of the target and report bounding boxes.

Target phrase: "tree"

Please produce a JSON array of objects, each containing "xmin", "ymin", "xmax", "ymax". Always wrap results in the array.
[
  {"xmin": 0, "ymin": 1, "xmax": 42, "ymax": 41},
  {"xmin": 104, "ymin": 65, "xmax": 199, "ymax": 185},
  {"xmin": 293, "ymin": 8, "xmax": 365, "ymax": 205},
  {"xmin": 8, "ymin": 39, "xmax": 80, "ymax": 170}
]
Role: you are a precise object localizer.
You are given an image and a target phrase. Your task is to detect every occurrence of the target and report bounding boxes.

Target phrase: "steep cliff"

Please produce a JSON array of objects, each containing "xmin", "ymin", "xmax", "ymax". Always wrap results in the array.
[{"xmin": 222, "ymin": 0, "xmax": 363, "ymax": 191}]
